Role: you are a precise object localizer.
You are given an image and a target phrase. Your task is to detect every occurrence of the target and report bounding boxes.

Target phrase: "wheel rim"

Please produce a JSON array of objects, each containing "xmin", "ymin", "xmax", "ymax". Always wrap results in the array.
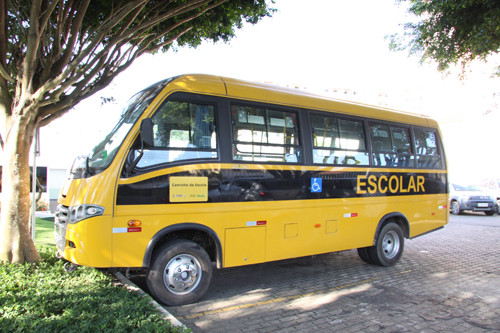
[
  {"xmin": 163, "ymin": 254, "xmax": 202, "ymax": 295},
  {"xmin": 451, "ymin": 202, "xmax": 459, "ymax": 214},
  {"xmin": 381, "ymin": 230, "xmax": 400, "ymax": 259}
]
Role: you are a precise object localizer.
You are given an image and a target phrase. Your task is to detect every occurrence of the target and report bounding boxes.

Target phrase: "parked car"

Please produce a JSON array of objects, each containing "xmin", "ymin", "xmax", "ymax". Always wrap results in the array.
[{"xmin": 450, "ymin": 184, "xmax": 497, "ymax": 216}]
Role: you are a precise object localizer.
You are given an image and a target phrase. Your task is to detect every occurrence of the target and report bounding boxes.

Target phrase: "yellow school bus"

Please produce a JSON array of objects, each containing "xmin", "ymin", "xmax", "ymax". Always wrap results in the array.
[{"xmin": 55, "ymin": 74, "xmax": 448, "ymax": 305}]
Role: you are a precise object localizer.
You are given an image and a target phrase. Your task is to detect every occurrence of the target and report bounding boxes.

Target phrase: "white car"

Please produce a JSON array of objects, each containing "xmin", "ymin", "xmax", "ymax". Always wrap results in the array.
[{"xmin": 449, "ymin": 184, "xmax": 497, "ymax": 216}]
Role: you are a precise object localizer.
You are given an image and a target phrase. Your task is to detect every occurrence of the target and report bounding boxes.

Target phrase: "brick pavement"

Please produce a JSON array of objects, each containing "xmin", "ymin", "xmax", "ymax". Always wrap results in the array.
[{"xmin": 166, "ymin": 214, "xmax": 500, "ymax": 332}]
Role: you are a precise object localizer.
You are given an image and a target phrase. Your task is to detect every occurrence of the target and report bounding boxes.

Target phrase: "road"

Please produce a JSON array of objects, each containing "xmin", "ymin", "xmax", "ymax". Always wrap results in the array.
[{"xmin": 166, "ymin": 213, "xmax": 500, "ymax": 332}]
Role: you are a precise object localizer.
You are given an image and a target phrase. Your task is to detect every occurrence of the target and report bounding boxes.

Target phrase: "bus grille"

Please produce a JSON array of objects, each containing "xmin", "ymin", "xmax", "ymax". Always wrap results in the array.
[
  {"xmin": 55, "ymin": 204, "xmax": 69, "ymax": 223},
  {"xmin": 54, "ymin": 205, "xmax": 69, "ymax": 252}
]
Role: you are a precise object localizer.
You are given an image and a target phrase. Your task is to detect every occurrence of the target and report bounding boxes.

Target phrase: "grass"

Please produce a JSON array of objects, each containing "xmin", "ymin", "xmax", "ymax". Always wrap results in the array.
[
  {"xmin": 0, "ymin": 218, "xmax": 189, "ymax": 333},
  {"xmin": 34, "ymin": 217, "xmax": 56, "ymax": 246}
]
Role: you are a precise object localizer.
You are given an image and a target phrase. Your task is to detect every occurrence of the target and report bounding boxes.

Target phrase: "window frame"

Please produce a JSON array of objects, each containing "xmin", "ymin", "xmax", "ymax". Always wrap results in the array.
[
  {"xmin": 309, "ymin": 111, "xmax": 370, "ymax": 166},
  {"xmin": 412, "ymin": 126, "xmax": 445, "ymax": 170},
  {"xmin": 367, "ymin": 121, "xmax": 415, "ymax": 168},
  {"xmin": 124, "ymin": 93, "xmax": 222, "ymax": 175},
  {"xmin": 122, "ymin": 91, "xmax": 446, "ymax": 174},
  {"xmin": 230, "ymin": 101, "xmax": 303, "ymax": 164}
]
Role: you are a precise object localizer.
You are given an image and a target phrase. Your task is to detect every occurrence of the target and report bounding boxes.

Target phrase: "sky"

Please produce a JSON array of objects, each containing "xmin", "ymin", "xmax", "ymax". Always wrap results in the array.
[{"xmin": 39, "ymin": 0, "xmax": 500, "ymax": 185}]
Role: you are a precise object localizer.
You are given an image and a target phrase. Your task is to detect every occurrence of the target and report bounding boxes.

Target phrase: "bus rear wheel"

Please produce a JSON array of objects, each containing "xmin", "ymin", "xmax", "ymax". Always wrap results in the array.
[
  {"xmin": 359, "ymin": 222, "xmax": 404, "ymax": 267},
  {"xmin": 357, "ymin": 247, "xmax": 371, "ymax": 263},
  {"xmin": 146, "ymin": 239, "xmax": 212, "ymax": 306}
]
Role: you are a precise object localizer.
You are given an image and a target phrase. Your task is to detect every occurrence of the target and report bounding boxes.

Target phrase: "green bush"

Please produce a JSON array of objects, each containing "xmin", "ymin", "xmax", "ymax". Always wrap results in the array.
[{"xmin": 0, "ymin": 246, "xmax": 188, "ymax": 333}]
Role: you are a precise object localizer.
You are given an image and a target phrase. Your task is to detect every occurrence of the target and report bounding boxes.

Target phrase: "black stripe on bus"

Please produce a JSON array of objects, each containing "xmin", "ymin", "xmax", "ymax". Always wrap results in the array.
[{"xmin": 116, "ymin": 168, "xmax": 447, "ymax": 205}]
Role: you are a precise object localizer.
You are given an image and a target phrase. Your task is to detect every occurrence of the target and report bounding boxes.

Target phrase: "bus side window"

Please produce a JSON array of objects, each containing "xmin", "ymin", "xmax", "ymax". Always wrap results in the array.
[
  {"xmin": 231, "ymin": 104, "xmax": 302, "ymax": 163},
  {"xmin": 370, "ymin": 123, "xmax": 414, "ymax": 167},
  {"xmin": 310, "ymin": 114, "xmax": 369, "ymax": 166},
  {"xmin": 414, "ymin": 129, "xmax": 442, "ymax": 169},
  {"xmin": 134, "ymin": 100, "xmax": 218, "ymax": 169}
]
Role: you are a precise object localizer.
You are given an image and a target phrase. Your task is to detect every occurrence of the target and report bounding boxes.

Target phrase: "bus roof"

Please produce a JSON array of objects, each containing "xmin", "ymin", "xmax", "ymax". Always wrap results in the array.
[{"xmin": 161, "ymin": 74, "xmax": 436, "ymax": 128}]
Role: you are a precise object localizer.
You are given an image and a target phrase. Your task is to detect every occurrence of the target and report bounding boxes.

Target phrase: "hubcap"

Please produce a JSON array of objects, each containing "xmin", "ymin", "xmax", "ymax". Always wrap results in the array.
[
  {"xmin": 164, "ymin": 254, "xmax": 202, "ymax": 295},
  {"xmin": 381, "ymin": 230, "xmax": 400, "ymax": 259}
]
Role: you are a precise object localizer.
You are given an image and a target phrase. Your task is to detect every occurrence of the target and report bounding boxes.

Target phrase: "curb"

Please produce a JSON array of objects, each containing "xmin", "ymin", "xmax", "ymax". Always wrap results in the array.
[{"xmin": 115, "ymin": 272, "xmax": 187, "ymax": 330}]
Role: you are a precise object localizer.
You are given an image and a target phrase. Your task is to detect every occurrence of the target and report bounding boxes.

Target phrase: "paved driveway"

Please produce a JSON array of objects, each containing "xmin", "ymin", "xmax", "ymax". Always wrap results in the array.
[{"xmin": 166, "ymin": 214, "xmax": 500, "ymax": 332}]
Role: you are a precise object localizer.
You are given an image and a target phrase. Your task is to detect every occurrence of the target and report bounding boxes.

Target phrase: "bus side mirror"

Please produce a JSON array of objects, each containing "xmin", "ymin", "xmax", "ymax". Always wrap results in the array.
[{"xmin": 140, "ymin": 118, "xmax": 154, "ymax": 148}]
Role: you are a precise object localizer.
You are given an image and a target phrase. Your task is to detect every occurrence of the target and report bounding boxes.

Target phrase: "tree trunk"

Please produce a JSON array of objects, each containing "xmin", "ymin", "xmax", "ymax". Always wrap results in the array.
[{"xmin": 0, "ymin": 115, "xmax": 41, "ymax": 263}]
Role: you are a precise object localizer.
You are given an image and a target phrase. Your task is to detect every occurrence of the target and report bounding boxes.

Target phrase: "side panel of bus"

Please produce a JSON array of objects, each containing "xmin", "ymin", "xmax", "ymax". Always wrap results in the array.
[{"xmin": 111, "ymin": 90, "xmax": 447, "ymax": 269}]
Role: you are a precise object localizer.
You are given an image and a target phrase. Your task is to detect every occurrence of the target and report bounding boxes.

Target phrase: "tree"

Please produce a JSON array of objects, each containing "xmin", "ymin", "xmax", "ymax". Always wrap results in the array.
[
  {"xmin": 0, "ymin": 0, "xmax": 275, "ymax": 264},
  {"xmin": 389, "ymin": 0, "xmax": 500, "ymax": 73}
]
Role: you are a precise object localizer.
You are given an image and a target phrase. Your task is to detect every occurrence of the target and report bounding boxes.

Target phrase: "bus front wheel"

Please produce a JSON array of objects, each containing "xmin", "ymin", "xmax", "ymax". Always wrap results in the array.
[
  {"xmin": 146, "ymin": 239, "xmax": 213, "ymax": 306},
  {"xmin": 359, "ymin": 222, "xmax": 404, "ymax": 267}
]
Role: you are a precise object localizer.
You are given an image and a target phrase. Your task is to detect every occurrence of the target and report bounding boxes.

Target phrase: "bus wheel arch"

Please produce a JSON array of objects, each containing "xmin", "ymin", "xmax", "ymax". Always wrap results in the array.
[
  {"xmin": 143, "ymin": 223, "xmax": 223, "ymax": 269},
  {"xmin": 373, "ymin": 213, "xmax": 409, "ymax": 243}
]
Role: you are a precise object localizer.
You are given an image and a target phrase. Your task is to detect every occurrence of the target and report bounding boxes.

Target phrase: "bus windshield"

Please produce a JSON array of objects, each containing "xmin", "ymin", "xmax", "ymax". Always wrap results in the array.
[{"xmin": 71, "ymin": 79, "xmax": 171, "ymax": 177}]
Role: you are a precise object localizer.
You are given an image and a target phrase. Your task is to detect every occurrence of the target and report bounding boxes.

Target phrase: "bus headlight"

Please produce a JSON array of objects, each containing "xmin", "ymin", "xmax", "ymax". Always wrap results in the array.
[{"xmin": 69, "ymin": 204, "xmax": 105, "ymax": 224}]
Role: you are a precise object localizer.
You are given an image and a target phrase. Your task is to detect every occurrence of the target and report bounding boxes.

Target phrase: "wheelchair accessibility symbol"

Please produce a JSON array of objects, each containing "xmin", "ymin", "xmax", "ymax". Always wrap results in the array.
[{"xmin": 311, "ymin": 177, "xmax": 322, "ymax": 193}]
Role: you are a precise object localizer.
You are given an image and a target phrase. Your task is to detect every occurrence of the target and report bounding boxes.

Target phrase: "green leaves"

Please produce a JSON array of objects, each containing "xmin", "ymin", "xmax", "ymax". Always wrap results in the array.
[
  {"xmin": 0, "ymin": 246, "xmax": 186, "ymax": 333},
  {"xmin": 2, "ymin": 0, "xmax": 276, "ymax": 126},
  {"xmin": 390, "ymin": 0, "xmax": 500, "ymax": 73}
]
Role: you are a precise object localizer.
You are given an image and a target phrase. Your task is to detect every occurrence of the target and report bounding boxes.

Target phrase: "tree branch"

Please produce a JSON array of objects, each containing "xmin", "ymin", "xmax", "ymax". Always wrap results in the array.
[
  {"xmin": 0, "ymin": 63, "xmax": 14, "ymax": 83},
  {"xmin": 97, "ymin": 0, "xmax": 212, "ymax": 50},
  {"xmin": 25, "ymin": 0, "xmax": 254, "ymax": 128},
  {"xmin": 31, "ymin": 0, "xmax": 147, "ymax": 104},
  {"xmin": 38, "ymin": 0, "xmax": 59, "ymax": 36},
  {"xmin": 33, "ymin": 1, "xmax": 209, "ymax": 119},
  {"xmin": 33, "ymin": 2, "xmax": 154, "ymax": 101},
  {"xmin": 37, "ymin": 104, "xmax": 72, "ymax": 127},
  {"xmin": 144, "ymin": 26, "xmax": 194, "ymax": 54},
  {"xmin": 23, "ymin": 1, "xmax": 43, "ymax": 88},
  {"xmin": 0, "ymin": 0, "xmax": 7, "ymax": 66},
  {"xmin": 138, "ymin": 0, "xmax": 228, "ymax": 53},
  {"xmin": 50, "ymin": 0, "xmax": 90, "ymax": 77}
]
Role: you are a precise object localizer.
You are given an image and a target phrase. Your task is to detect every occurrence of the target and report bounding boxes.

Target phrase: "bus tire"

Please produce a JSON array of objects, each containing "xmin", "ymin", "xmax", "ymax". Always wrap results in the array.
[
  {"xmin": 357, "ymin": 247, "xmax": 371, "ymax": 263},
  {"xmin": 367, "ymin": 222, "xmax": 404, "ymax": 267},
  {"xmin": 146, "ymin": 239, "xmax": 212, "ymax": 306}
]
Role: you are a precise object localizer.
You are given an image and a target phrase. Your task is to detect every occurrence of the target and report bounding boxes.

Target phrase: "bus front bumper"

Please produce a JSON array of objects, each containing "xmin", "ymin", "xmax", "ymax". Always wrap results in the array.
[{"xmin": 54, "ymin": 205, "xmax": 112, "ymax": 268}]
